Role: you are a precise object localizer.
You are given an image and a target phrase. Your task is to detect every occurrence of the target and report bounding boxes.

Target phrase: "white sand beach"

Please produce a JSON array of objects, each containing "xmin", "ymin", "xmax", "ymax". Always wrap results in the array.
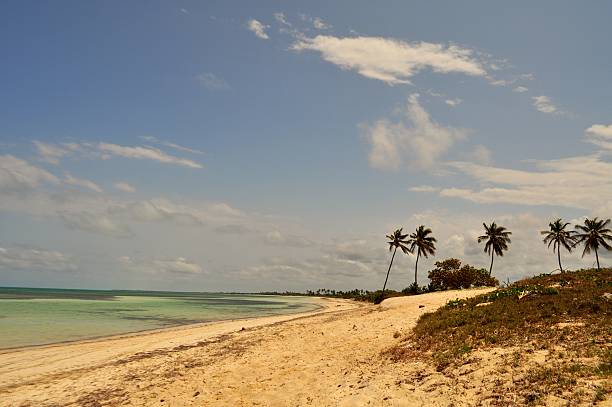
[{"xmin": 0, "ymin": 289, "xmax": 499, "ymax": 406}]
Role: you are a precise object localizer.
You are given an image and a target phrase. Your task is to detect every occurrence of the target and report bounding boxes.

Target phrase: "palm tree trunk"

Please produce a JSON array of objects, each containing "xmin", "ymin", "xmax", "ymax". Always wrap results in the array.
[
  {"xmin": 382, "ymin": 247, "xmax": 397, "ymax": 294},
  {"xmin": 557, "ymin": 248, "xmax": 563, "ymax": 273},
  {"xmin": 489, "ymin": 251, "xmax": 494, "ymax": 276},
  {"xmin": 595, "ymin": 249, "xmax": 600, "ymax": 271},
  {"xmin": 414, "ymin": 250, "xmax": 420, "ymax": 286}
]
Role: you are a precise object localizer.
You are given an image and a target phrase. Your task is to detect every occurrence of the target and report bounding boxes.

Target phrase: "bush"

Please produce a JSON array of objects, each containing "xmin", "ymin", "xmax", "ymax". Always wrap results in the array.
[
  {"xmin": 402, "ymin": 282, "xmax": 425, "ymax": 295},
  {"xmin": 428, "ymin": 258, "xmax": 498, "ymax": 290}
]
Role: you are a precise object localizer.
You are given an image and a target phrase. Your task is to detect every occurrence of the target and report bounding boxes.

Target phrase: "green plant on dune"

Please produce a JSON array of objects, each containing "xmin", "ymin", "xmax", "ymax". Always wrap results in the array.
[
  {"xmin": 408, "ymin": 225, "xmax": 437, "ymax": 287},
  {"xmin": 541, "ymin": 218, "xmax": 577, "ymax": 273},
  {"xmin": 574, "ymin": 217, "xmax": 612, "ymax": 271},
  {"xmin": 478, "ymin": 222, "xmax": 512, "ymax": 276}
]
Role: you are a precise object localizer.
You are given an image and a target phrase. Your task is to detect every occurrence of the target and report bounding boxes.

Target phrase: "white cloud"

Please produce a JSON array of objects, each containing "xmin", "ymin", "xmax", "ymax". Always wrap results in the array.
[
  {"xmin": 29, "ymin": 140, "xmax": 203, "ymax": 169},
  {"xmin": 64, "ymin": 172, "xmax": 103, "ymax": 193},
  {"xmin": 365, "ymin": 120, "xmax": 402, "ymax": 170},
  {"xmin": 59, "ymin": 211, "xmax": 133, "ymax": 237},
  {"xmin": 467, "ymin": 144, "xmax": 492, "ymax": 165},
  {"xmin": 513, "ymin": 86, "xmax": 528, "ymax": 93},
  {"xmin": 273, "ymin": 12, "xmax": 290, "ymax": 26},
  {"xmin": 488, "ymin": 78, "xmax": 512, "ymax": 86},
  {"xmin": 196, "ymin": 72, "xmax": 229, "ymax": 90},
  {"xmin": 532, "ymin": 95, "xmax": 558, "ymax": 114},
  {"xmin": 291, "ymin": 35, "xmax": 487, "ymax": 85},
  {"xmin": 119, "ymin": 256, "xmax": 203, "ymax": 274},
  {"xmin": 585, "ymin": 124, "xmax": 612, "ymax": 151},
  {"xmin": 409, "ymin": 185, "xmax": 439, "ymax": 193},
  {"xmin": 263, "ymin": 230, "xmax": 314, "ymax": 248},
  {"xmin": 33, "ymin": 141, "xmax": 70, "ymax": 165},
  {"xmin": 238, "ymin": 238, "xmax": 393, "ymax": 289},
  {"xmin": 214, "ymin": 224, "xmax": 253, "ymax": 234},
  {"xmin": 109, "ymin": 199, "xmax": 244, "ymax": 227},
  {"xmin": 586, "ymin": 124, "xmax": 612, "ymax": 139},
  {"xmin": 139, "ymin": 136, "xmax": 204, "ymax": 155},
  {"xmin": 313, "ymin": 17, "xmax": 331, "ymax": 30},
  {"xmin": 365, "ymin": 94, "xmax": 467, "ymax": 170},
  {"xmin": 0, "ymin": 245, "xmax": 76, "ymax": 272},
  {"xmin": 98, "ymin": 143, "xmax": 202, "ymax": 168},
  {"xmin": 247, "ymin": 19, "xmax": 269, "ymax": 39},
  {"xmin": 439, "ymin": 154, "xmax": 612, "ymax": 210},
  {"xmin": 113, "ymin": 182, "xmax": 135, "ymax": 193},
  {"xmin": 445, "ymin": 98, "xmax": 462, "ymax": 107},
  {"xmin": 0, "ymin": 155, "xmax": 59, "ymax": 190}
]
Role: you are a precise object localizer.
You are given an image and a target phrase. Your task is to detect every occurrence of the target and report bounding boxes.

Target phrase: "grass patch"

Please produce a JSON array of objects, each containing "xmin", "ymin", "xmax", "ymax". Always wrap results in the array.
[{"xmin": 386, "ymin": 268, "xmax": 612, "ymax": 404}]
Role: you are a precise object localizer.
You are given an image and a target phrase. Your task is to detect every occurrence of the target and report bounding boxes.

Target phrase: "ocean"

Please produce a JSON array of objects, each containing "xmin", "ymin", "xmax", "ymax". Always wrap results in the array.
[{"xmin": 0, "ymin": 287, "xmax": 321, "ymax": 349}]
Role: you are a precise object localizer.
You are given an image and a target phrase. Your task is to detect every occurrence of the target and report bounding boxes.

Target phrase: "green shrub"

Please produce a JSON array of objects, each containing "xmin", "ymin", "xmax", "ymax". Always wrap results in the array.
[{"xmin": 428, "ymin": 258, "xmax": 498, "ymax": 290}]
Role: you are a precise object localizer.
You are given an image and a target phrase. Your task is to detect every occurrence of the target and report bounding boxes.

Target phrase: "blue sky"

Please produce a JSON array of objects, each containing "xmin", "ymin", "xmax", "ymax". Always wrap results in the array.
[{"xmin": 1, "ymin": 1, "xmax": 611, "ymax": 291}]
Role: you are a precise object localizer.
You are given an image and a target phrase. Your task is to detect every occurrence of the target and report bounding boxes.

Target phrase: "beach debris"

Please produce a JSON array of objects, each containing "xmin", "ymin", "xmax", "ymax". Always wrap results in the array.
[
  {"xmin": 419, "ymin": 305, "xmax": 425, "ymax": 308},
  {"xmin": 476, "ymin": 302, "xmax": 492, "ymax": 307},
  {"xmin": 603, "ymin": 292, "xmax": 612, "ymax": 301},
  {"xmin": 193, "ymin": 391, "xmax": 200, "ymax": 397}
]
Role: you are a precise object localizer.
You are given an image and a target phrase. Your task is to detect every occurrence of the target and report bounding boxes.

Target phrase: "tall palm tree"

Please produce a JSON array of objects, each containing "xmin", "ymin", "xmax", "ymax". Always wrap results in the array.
[
  {"xmin": 541, "ymin": 218, "xmax": 576, "ymax": 273},
  {"xmin": 478, "ymin": 222, "xmax": 512, "ymax": 276},
  {"xmin": 408, "ymin": 225, "xmax": 437, "ymax": 286},
  {"xmin": 574, "ymin": 217, "xmax": 612, "ymax": 271},
  {"xmin": 381, "ymin": 228, "xmax": 411, "ymax": 295}
]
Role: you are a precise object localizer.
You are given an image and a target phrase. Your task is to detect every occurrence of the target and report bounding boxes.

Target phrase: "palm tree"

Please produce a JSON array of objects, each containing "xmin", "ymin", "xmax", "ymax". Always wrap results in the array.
[
  {"xmin": 381, "ymin": 228, "xmax": 411, "ymax": 295},
  {"xmin": 408, "ymin": 225, "xmax": 437, "ymax": 286},
  {"xmin": 574, "ymin": 217, "xmax": 612, "ymax": 271},
  {"xmin": 541, "ymin": 219, "xmax": 576, "ymax": 273},
  {"xmin": 478, "ymin": 222, "xmax": 512, "ymax": 276}
]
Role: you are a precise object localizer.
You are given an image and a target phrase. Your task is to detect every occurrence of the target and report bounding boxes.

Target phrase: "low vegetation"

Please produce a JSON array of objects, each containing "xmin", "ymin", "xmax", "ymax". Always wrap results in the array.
[
  {"xmin": 427, "ymin": 258, "xmax": 498, "ymax": 290},
  {"xmin": 387, "ymin": 268, "xmax": 612, "ymax": 404}
]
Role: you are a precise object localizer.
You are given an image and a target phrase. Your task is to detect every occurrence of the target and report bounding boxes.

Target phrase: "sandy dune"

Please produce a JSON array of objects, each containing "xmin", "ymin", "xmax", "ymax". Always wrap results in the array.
[{"xmin": 0, "ymin": 289, "xmax": 494, "ymax": 406}]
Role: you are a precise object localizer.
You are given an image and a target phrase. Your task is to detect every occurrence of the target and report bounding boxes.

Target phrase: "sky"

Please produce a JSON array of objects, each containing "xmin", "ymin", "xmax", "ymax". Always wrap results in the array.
[{"xmin": 1, "ymin": 1, "xmax": 611, "ymax": 292}]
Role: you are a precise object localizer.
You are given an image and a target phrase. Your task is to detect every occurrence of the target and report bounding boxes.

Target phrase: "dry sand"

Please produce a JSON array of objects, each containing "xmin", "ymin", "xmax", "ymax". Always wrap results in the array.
[{"xmin": 0, "ymin": 288, "xmax": 504, "ymax": 406}]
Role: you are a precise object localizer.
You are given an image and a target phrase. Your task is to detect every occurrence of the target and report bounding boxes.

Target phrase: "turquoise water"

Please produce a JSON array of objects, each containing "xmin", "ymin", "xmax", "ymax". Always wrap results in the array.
[{"xmin": 0, "ymin": 287, "xmax": 320, "ymax": 349}]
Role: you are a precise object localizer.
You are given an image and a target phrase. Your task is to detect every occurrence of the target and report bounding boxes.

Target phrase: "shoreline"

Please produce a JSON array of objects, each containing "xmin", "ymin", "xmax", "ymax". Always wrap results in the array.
[
  {"xmin": 0, "ymin": 289, "xmax": 493, "ymax": 406},
  {"xmin": 0, "ymin": 295, "xmax": 331, "ymax": 354},
  {"xmin": 0, "ymin": 296, "xmax": 360, "ymax": 393}
]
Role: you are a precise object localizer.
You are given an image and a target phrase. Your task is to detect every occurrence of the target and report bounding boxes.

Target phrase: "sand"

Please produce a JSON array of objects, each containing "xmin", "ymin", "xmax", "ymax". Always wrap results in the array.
[{"xmin": 0, "ymin": 289, "xmax": 499, "ymax": 406}]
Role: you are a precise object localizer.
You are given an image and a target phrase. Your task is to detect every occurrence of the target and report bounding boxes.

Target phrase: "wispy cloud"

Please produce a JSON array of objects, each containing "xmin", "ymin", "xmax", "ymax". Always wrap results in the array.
[
  {"xmin": 585, "ymin": 124, "xmax": 612, "ymax": 150},
  {"xmin": 196, "ymin": 72, "xmax": 229, "ymax": 90},
  {"xmin": 0, "ymin": 154, "xmax": 59, "ymax": 190},
  {"xmin": 445, "ymin": 98, "xmax": 462, "ymax": 107},
  {"xmin": 312, "ymin": 17, "xmax": 331, "ymax": 30},
  {"xmin": 63, "ymin": 172, "xmax": 103, "ymax": 193},
  {"xmin": 247, "ymin": 19, "xmax": 269, "ymax": 40},
  {"xmin": 439, "ymin": 154, "xmax": 612, "ymax": 211},
  {"xmin": 513, "ymin": 86, "xmax": 528, "ymax": 93},
  {"xmin": 113, "ymin": 182, "xmax": 136, "ymax": 193},
  {"xmin": 59, "ymin": 211, "xmax": 133, "ymax": 237},
  {"xmin": 33, "ymin": 141, "xmax": 70, "ymax": 165},
  {"xmin": 532, "ymin": 95, "xmax": 559, "ymax": 114},
  {"xmin": 119, "ymin": 256, "xmax": 203, "ymax": 274},
  {"xmin": 0, "ymin": 245, "xmax": 76, "ymax": 272},
  {"xmin": 98, "ymin": 143, "xmax": 203, "ymax": 168},
  {"xmin": 409, "ymin": 185, "xmax": 439, "ymax": 193},
  {"xmin": 263, "ymin": 230, "xmax": 314, "ymax": 248},
  {"xmin": 364, "ymin": 94, "xmax": 467, "ymax": 170},
  {"xmin": 291, "ymin": 35, "xmax": 487, "ymax": 85},
  {"xmin": 139, "ymin": 136, "xmax": 204, "ymax": 155}
]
